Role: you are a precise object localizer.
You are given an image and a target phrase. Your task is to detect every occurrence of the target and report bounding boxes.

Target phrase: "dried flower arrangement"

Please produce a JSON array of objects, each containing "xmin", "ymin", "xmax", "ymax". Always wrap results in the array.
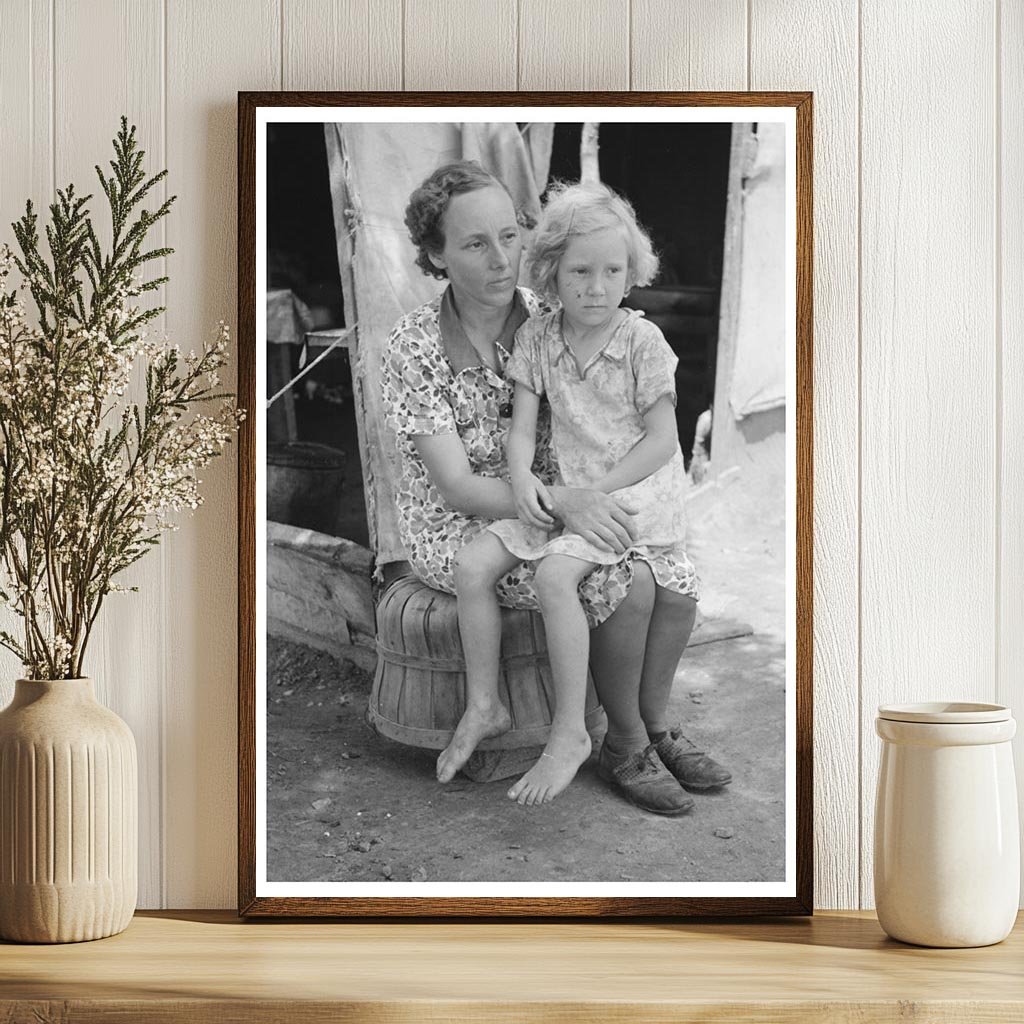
[{"xmin": 0, "ymin": 118, "xmax": 243, "ymax": 679}]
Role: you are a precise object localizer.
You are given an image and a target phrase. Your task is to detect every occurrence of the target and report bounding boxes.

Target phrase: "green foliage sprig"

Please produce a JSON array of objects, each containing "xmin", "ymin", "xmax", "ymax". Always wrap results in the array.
[{"xmin": 0, "ymin": 117, "xmax": 243, "ymax": 679}]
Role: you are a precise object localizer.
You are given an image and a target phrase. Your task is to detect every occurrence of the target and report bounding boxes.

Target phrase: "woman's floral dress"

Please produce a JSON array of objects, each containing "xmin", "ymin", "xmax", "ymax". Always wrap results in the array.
[
  {"xmin": 381, "ymin": 286, "xmax": 638, "ymax": 627},
  {"xmin": 488, "ymin": 308, "xmax": 699, "ymax": 600}
]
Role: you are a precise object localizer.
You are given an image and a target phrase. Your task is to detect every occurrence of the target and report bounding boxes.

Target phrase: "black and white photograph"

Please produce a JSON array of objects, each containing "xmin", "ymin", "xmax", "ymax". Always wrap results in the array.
[{"xmin": 242, "ymin": 97, "xmax": 809, "ymax": 914}]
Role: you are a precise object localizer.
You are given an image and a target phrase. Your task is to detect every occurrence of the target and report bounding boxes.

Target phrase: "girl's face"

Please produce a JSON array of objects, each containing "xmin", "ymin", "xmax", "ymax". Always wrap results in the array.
[
  {"xmin": 429, "ymin": 186, "xmax": 523, "ymax": 312},
  {"xmin": 555, "ymin": 227, "xmax": 630, "ymax": 330}
]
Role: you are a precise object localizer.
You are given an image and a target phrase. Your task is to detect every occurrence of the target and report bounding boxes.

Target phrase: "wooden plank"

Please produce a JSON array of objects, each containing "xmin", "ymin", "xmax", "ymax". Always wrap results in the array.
[
  {"xmin": 266, "ymin": 542, "xmax": 374, "ymax": 637},
  {"xmin": 750, "ymin": 1, "xmax": 859, "ymax": 910},
  {"xmin": 267, "ymin": 615, "xmax": 377, "ymax": 674},
  {"xmin": 4, "ymin": 910, "xmax": 1024, "ymax": 1019},
  {"xmin": 518, "ymin": 0, "xmax": 629, "ymax": 90},
  {"xmin": 860, "ymin": 1, "xmax": 998, "ymax": 908},
  {"xmin": 631, "ymin": 0, "xmax": 746, "ymax": 90},
  {"xmin": 1000, "ymin": 0, "xmax": 1024, "ymax": 906},
  {"xmin": 0, "ymin": 1, "xmax": 53, "ymax": 696},
  {"xmin": 282, "ymin": 0, "xmax": 402, "ymax": 90},
  {"xmin": 164, "ymin": 0, "xmax": 280, "ymax": 909},
  {"xmin": 52, "ymin": 0, "xmax": 166, "ymax": 910},
  {"xmin": 404, "ymin": 0, "xmax": 516, "ymax": 90},
  {"xmin": 0, "ymin": 0, "xmax": 51, "ymax": 230}
]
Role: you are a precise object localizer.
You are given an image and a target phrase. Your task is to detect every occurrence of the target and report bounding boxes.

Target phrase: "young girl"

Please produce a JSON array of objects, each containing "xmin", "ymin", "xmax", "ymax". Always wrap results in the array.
[{"xmin": 439, "ymin": 181, "xmax": 711, "ymax": 809}]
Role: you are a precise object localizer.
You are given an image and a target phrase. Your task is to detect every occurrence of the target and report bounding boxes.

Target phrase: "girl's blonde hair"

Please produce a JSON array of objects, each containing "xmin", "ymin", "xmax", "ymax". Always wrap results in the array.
[{"xmin": 528, "ymin": 180, "xmax": 659, "ymax": 301}]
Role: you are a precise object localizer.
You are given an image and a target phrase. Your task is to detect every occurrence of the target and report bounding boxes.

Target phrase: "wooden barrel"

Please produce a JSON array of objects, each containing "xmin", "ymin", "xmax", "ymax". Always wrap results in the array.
[
  {"xmin": 267, "ymin": 442, "xmax": 346, "ymax": 536},
  {"xmin": 368, "ymin": 575, "xmax": 605, "ymax": 750}
]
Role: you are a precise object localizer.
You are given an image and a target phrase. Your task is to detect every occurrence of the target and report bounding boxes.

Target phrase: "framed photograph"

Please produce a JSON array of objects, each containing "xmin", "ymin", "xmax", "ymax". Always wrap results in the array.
[{"xmin": 238, "ymin": 91, "xmax": 812, "ymax": 917}]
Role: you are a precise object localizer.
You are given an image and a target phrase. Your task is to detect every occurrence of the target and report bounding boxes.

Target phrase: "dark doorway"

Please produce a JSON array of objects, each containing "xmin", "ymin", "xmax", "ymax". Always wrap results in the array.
[{"xmin": 547, "ymin": 123, "xmax": 732, "ymax": 463}]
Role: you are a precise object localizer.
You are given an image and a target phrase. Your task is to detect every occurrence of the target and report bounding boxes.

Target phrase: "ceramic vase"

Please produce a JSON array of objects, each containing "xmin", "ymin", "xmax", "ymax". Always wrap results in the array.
[
  {"xmin": 0, "ymin": 678, "xmax": 137, "ymax": 943},
  {"xmin": 874, "ymin": 702, "xmax": 1019, "ymax": 948}
]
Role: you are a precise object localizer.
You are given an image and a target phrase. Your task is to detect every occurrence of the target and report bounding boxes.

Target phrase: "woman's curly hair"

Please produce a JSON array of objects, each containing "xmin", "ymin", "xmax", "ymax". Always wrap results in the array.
[
  {"xmin": 404, "ymin": 161, "xmax": 516, "ymax": 280},
  {"xmin": 528, "ymin": 180, "xmax": 659, "ymax": 302}
]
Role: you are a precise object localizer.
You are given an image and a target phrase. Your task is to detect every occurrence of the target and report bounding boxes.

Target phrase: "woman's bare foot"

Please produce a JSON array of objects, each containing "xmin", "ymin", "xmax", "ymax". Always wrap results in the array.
[
  {"xmin": 436, "ymin": 702, "xmax": 512, "ymax": 782},
  {"xmin": 507, "ymin": 730, "xmax": 592, "ymax": 806}
]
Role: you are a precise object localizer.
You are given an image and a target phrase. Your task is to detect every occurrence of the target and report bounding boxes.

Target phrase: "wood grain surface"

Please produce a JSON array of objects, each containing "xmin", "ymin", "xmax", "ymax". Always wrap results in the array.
[
  {"xmin": 631, "ymin": 0, "xmax": 746, "ymax": 92},
  {"xmin": 1000, "ymin": 0, "xmax": 1024, "ymax": 900},
  {"xmin": 0, "ymin": 0, "xmax": 1020, "ymax": 914},
  {"xmin": 283, "ymin": 0, "xmax": 402, "ymax": 91},
  {"xmin": 858, "ymin": 2, "xmax": 998, "ymax": 909},
  {"xmin": 164, "ymin": 0, "xmax": 280, "ymax": 909},
  {"xmin": 1, "ymin": 910, "xmax": 1023, "ymax": 1023},
  {"xmin": 405, "ymin": 0, "xmax": 517, "ymax": 90},
  {"xmin": 750, "ymin": 0, "xmax": 860, "ymax": 911}
]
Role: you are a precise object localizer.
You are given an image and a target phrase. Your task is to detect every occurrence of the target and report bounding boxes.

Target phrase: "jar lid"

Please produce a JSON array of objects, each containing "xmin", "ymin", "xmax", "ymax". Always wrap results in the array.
[{"xmin": 877, "ymin": 701, "xmax": 1011, "ymax": 724}]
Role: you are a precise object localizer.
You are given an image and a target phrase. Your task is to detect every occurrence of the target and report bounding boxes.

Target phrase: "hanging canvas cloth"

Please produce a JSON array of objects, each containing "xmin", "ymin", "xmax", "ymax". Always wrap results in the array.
[
  {"xmin": 324, "ymin": 122, "xmax": 552, "ymax": 565},
  {"xmin": 728, "ymin": 122, "xmax": 787, "ymax": 419}
]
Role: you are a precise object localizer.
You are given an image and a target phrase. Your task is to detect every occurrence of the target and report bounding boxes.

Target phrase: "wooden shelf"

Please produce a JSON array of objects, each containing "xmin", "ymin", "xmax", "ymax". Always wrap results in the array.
[{"xmin": 2, "ymin": 910, "xmax": 1022, "ymax": 1022}]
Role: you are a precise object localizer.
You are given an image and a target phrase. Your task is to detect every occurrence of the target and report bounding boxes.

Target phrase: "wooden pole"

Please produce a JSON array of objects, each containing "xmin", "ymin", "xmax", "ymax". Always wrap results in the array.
[{"xmin": 580, "ymin": 122, "xmax": 600, "ymax": 183}]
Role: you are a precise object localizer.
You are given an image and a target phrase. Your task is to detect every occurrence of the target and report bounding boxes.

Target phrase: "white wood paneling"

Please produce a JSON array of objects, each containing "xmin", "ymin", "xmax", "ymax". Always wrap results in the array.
[
  {"xmin": 283, "ymin": 0, "xmax": 402, "ymax": 90},
  {"xmin": 164, "ymin": 0, "xmax": 280, "ymax": 908},
  {"xmin": 750, "ymin": 1, "xmax": 860, "ymax": 910},
  {"xmin": 1000, "ymin": 0, "xmax": 1024, "ymax": 899},
  {"xmin": 404, "ymin": 0, "xmax": 517, "ymax": 90},
  {"xmin": 0, "ymin": 0, "xmax": 1019, "ymax": 911},
  {"xmin": 0, "ymin": 2, "xmax": 52, "ymax": 692},
  {"xmin": 0, "ymin": 0, "xmax": 52, "ymax": 228},
  {"xmin": 860, "ymin": 1, "xmax": 998, "ymax": 908},
  {"xmin": 519, "ymin": 0, "xmax": 628, "ymax": 90},
  {"xmin": 631, "ymin": 0, "xmax": 746, "ymax": 91},
  {"xmin": 52, "ymin": 0, "xmax": 167, "ymax": 909}
]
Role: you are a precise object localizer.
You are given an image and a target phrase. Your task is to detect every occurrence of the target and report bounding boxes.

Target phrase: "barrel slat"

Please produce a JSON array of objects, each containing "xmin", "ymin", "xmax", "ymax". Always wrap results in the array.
[
  {"xmin": 400, "ymin": 591, "xmax": 441, "ymax": 736},
  {"xmin": 368, "ymin": 576, "xmax": 605, "ymax": 754}
]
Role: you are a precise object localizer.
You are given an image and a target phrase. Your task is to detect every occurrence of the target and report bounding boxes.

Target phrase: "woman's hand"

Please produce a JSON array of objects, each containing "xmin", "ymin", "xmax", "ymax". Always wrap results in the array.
[
  {"xmin": 512, "ymin": 471, "xmax": 556, "ymax": 530},
  {"xmin": 548, "ymin": 487, "xmax": 639, "ymax": 554}
]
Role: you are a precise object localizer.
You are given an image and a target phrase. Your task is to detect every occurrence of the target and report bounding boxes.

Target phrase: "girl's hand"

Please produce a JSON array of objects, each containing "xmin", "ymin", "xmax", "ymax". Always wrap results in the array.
[{"xmin": 512, "ymin": 472, "xmax": 556, "ymax": 530}]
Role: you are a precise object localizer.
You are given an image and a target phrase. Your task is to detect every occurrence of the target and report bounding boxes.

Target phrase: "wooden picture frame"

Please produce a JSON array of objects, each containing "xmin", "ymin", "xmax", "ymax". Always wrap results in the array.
[{"xmin": 238, "ymin": 91, "xmax": 813, "ymax": 917}]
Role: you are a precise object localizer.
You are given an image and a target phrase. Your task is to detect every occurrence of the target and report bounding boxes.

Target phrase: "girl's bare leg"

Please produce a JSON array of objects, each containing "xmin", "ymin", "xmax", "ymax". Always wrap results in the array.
[
  {"xmin": 637, "ymin": 585, "xmax": 697, "ymax": 737},
  {"xmin": 507, "ymin": 554, "xmax": 599, "ymax": 806},
  {"xmin": 588, "ymin": 561, "xmax": 656, "ymax": 754},
  {"xmin": 440, "ymin": 532, "xmax": 522, "ymax": 782}
]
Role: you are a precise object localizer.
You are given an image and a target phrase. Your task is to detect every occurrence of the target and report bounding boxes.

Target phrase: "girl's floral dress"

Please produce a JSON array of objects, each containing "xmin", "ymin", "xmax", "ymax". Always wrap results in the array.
[
  {"xmin": 488, "ymin": 308, "xmax": 699, "ymax": 600},
  {"xmin": 381, "ymin": 286, "xmax": 638, "ymax": 627}
]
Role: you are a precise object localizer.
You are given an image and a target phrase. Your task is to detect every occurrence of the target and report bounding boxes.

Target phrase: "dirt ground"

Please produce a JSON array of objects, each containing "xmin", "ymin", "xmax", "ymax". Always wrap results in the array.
[{"xmin": 266, "ymin": 478, "xmax": 787, "ymax": 884}]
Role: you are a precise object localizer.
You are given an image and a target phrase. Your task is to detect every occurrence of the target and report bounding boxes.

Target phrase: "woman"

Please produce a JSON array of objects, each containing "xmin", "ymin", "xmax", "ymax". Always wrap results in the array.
[{"xmin": 381, "ymin": 161, "xmax": 730, "ymax": 815}]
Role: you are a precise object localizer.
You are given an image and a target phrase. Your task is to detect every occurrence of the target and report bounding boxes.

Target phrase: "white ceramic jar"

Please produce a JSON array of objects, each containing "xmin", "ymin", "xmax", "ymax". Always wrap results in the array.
[{"xmin": 874, "ymin": 702, "xmax": 1019, "ymax": 947}]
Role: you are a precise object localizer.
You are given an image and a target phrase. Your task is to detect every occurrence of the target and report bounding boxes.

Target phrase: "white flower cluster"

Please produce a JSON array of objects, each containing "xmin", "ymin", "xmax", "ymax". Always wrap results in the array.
[{"xmin": 0, "ymin": 242, "xmax": 243, "ymax": 677}]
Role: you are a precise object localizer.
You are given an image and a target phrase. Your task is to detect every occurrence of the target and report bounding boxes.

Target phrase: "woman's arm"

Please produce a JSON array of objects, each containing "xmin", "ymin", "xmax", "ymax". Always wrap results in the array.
[
  {"xmin": 412, "ymin": 433, "xmax": 547, "ymax": 523},
  {"xmin": 591, "ymin": 395, "xmax": 679, "ymax": 494}
]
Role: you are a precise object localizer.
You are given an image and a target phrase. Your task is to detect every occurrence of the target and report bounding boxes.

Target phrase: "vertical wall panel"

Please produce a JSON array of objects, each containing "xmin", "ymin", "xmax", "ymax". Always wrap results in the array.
[
  {"xmin": 0, "ymin": 0, "xmax": 52, "ymax": 228},
  {"xmin": 860, "ymin": 1, "xmax": 997, "ymax": 908},
  {"xmin": 519, "ymin": 0, "xmax": 628, "ymax": 90},
  {"xmin": 750, "ymin": 2, "xmax": 860, "ymax": 910},
  {"xmin": 1000, "ymin": 0, "xmax": 1024, "ymax": 902},
  {"xmin": 0, "ymin": 0, "xmax": 1018, "ymax": 913},
  {"xmin": 283, "ymin": 0, "xmax": 402, "ymax": 90},
  {"xmin": 53, "ymin": 0, "xmax": 166, "ymax": 909},
  {"xmin": 631, "ymin": 0, "xmax": 746, "ymax": 90},
  {"xmin": 404, "ymin": 0, "xmax": 517, "ymax": 90},
  {"xmin": 164, "ymin": 0, "xmax": 279, "ymax": 908},
  {"xmin": 0, "ymin": 1, "xmax": 53, "ymax": 693}
]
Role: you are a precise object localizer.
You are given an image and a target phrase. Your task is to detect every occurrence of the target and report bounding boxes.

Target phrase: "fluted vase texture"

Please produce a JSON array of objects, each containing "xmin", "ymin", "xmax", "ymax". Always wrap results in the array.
[{"xmin": 0, "ymin": 678, "xmax": 137, "ymax": 943}]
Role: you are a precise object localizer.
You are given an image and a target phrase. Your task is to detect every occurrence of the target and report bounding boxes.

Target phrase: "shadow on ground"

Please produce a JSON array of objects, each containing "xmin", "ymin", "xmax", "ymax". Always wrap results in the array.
[{"xmin": 266, "ymin": 626, "xmax": 785, "ymax": 884}]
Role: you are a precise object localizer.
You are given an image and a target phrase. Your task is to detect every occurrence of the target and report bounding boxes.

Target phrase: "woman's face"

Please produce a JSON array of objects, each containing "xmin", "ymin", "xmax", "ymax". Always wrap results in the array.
[{"xmin": 429, "ymin": 186, "xmax": 522, "ymax": 311}]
